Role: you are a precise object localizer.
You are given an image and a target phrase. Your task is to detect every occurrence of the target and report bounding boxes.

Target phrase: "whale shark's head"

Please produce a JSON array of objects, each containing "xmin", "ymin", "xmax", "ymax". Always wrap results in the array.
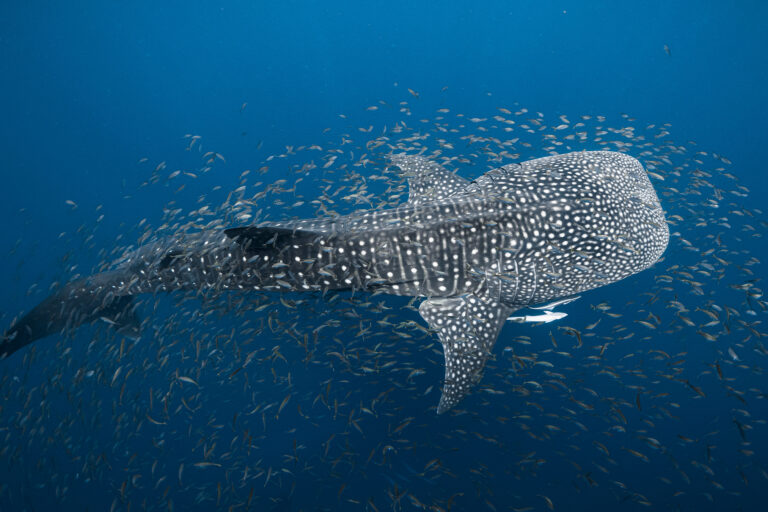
[
  {"xmin": 581, "ymin": 150, "xmax": 669, "ymax": 272},
  {"xmin": 535, "ymin": 150, "xmax": 668, "ymax": 279},
  {"xmin": 470, "ymin": 151, "xmax": 669, "ymax": 294}
]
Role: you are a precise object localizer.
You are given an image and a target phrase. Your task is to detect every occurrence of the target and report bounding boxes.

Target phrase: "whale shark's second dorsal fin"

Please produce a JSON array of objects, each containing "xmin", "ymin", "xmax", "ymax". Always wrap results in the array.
[
  {"xmin": 419, "ymin": 292, "xmax": 514, "ymax": 413},
  {"xmin": 389, "ymin": 154, "xmax": 469, "ymax": 206},
  {"xmin": 224, "ymin": 226, "xmax": 323, "ymax": 254}
]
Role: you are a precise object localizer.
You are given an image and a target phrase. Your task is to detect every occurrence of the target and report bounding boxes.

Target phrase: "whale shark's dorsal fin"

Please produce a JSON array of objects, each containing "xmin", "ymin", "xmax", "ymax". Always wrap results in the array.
[
  {"xmin": 389, "ymin": 154, "xmax": 469, "ymax": 206},
  {"xmin": 419, "ymin": 293, "xmax": 514, "ymax": 413}
]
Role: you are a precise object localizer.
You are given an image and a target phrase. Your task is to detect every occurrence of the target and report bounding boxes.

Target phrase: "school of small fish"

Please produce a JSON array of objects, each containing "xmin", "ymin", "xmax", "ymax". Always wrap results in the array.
[{"xmin": 0, "ymin": 90, "xmax": 766, "ymax": 511}]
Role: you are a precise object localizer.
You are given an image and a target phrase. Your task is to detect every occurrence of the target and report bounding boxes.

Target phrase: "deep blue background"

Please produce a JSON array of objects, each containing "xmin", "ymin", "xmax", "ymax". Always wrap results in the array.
[{"xmin": 1, "ymin": 1, "xmax": 766, "ymax": 511}]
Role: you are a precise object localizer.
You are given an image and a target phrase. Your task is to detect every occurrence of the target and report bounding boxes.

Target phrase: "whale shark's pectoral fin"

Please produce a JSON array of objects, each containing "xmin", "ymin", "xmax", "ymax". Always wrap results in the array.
[
  {"xmin": 419, "ymin": 294, "xmax": 514, "ymax": 414},
  {"xmin": 389, "ymin": 154, "xmax": 469, "ymax": 206}
]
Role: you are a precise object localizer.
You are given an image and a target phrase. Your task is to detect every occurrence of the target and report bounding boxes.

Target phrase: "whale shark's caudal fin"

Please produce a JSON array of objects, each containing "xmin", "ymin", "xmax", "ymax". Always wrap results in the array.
[
  {"xmin": 1, "ymin": 275, "xmax": 141, "ymax": 359},
  {"xmin": 419, "ymin": 293, "xmax": 514, "ymax": 413}
]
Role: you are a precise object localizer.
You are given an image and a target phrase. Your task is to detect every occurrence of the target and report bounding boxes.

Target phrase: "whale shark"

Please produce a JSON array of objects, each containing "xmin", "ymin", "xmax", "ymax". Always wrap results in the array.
[{"xmin": 1, "ymin": 150, "xmax": 668, "ymax": 413}]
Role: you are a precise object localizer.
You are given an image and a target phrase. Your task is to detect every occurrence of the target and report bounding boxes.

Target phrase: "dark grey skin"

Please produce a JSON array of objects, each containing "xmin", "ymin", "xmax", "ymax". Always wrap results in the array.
[{"xmin": 2, "ymin": 151, "xmax": 668, "ymax": 413}]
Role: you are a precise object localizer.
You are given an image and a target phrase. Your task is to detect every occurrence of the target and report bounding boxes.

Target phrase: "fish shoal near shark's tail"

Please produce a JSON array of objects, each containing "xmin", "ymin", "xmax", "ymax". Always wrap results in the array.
[
  {"xmin": 1, "ymin": 272, "xmax": 141, "ymax": 359},
  {"xmin": 0, "ymin": 225, "xmax": 345, "ymax": 359}
]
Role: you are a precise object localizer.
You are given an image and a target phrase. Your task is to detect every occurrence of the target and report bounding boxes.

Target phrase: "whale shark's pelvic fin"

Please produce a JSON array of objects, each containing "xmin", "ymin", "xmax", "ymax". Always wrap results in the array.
[
  {"xmin": 419, "ymin": 293, "xmax": 514, "ymax": 414},
  {"xmin": 389, "ymin": 154, "xmax": 469, "ymax": 206},
  {"xmin": 100, "ymin": 295, "xmax": 142, "ymax": 339}
]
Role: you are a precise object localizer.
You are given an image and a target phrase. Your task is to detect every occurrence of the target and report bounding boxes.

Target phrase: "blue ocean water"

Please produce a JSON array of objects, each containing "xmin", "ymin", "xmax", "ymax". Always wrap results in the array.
[{"xmin": 1, "ymin": 1, "xmax": 767, "ymax": 510}]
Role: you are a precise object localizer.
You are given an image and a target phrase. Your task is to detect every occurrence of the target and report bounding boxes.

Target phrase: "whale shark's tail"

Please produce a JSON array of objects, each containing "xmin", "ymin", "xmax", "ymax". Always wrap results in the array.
[
  {"xmin": 1, "ymin": 272, "xmax": 141, "ymax": 359},
  {"xmin": 0, "ymin": 225, "xmax": 346, "ymax": 359}
]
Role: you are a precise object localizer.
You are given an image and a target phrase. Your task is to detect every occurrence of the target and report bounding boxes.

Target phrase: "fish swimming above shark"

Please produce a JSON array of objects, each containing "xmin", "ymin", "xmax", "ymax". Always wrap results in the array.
[{"xmin": 1, "ymin": 150, "xmax": 669, "ymax": 413}]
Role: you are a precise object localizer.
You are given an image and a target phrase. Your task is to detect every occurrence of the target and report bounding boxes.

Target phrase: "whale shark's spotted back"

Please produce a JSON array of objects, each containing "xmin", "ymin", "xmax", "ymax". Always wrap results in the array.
[
  {"xmin": 473, "ymin": 151, "xmax": 670, "ymax": 307},
  {"xmin": 516, "ymin": 151, "xmax": 669, "ymax": 274}
]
